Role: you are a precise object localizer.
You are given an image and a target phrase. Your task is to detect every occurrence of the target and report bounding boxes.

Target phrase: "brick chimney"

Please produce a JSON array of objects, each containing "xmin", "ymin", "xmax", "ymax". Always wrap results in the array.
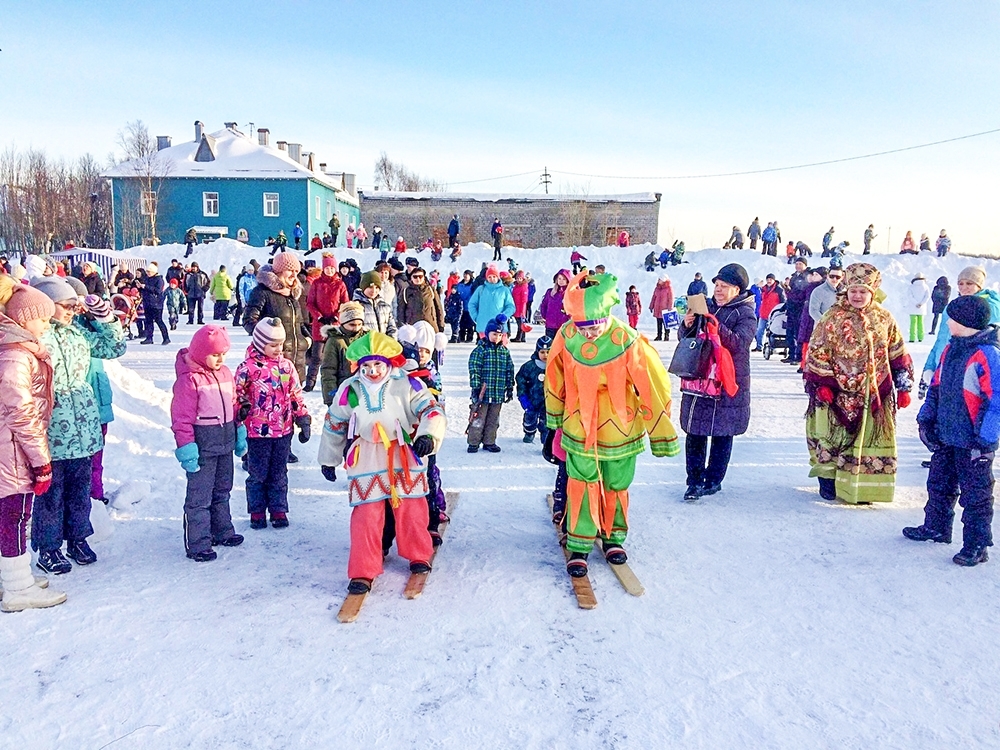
[{"xmin": 258, "ymin": 128, "xmax": 270, "ymax": 147}]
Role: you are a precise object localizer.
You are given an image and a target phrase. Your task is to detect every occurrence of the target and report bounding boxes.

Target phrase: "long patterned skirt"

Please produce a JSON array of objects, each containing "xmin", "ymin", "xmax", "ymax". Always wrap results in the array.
[{"xmin": 806, "ymin": 403, "xmax": 897, "ymax": 504}]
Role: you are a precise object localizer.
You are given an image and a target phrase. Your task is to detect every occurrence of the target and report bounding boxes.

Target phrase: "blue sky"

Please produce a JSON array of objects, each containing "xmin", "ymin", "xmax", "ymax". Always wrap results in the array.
[{"xmin": 3, "ymin": 1, "xmax": 999, "ymax": 251}]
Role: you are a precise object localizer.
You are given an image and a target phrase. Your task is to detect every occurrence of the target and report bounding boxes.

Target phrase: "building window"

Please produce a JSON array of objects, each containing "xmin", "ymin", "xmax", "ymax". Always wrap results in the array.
[
  {"xmin": 141, "ymin": 190, "xmax": 157, "ymax": 216},
  {"xmin": 326, "ymin": 200, "xmax": 332, "ymax": 220},
  {"xmin": 315, "ymin": 196, "xmax": 321, "ymax": 220},
  {"xmin": 263, "ymin": 192, "xmax": 279, "ymax": 217},
  {"xmin": 203, "ymin": 192, "xmax": 219, "ymax": 217}
]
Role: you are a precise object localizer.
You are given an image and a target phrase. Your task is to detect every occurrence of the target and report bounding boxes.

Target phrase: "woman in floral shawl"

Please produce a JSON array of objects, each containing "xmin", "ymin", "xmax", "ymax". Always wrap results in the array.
[{"xmin": 804, "ymin": 263, "xmax": 913, "ymax": 504}]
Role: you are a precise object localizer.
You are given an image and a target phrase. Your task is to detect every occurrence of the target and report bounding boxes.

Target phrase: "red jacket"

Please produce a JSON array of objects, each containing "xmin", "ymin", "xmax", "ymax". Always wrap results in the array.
[
  {"xmin": 759, "ymin": 283, "xmax": 785, "ymax": 320},
  {"xmin": 395, "ymin": 240, "xmax": 407, "ymax": 253},
  {"xmin": 310, "ymin": 236, "xmax": 323, "ymax": 250},
  {"xmin": 648, "ymin": 279, "xmax": 674, "ymax": 315},
  {"xmin": 512, "ymin": 281, "xmax": 529, "ymax": 317},
  {"xmin": 306, "ymin": 274, "xmax": 350, "ymax": 341}
]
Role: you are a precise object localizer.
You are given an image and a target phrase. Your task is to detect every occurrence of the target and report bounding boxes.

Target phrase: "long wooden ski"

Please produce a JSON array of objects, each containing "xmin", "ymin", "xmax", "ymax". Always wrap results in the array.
[
  {"xmin": 404, "ymin": 491, "xmax": 459, "ymax": 599},
  {"xmin": 601, "ymin": 552, "xmax": 645, "ymax": 596},
  {"xmin": 337, "ymin": 587, "xmax": 369, "ymax": 623},
  {"xmin": 547, "ymin": 494, "xmax": 597, "ymax": 609}
]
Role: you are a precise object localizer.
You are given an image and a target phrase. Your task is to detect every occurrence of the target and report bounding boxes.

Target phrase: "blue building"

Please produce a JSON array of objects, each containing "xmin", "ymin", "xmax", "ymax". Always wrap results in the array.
[{"xmin": 104, "ymin": 122, "xmax": 359, "ymax": 250}]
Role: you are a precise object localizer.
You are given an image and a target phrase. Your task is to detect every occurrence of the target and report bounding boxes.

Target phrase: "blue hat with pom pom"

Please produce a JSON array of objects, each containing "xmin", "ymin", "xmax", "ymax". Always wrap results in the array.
[{"xmin": 485, "ymin": 314, "xmax": 508, "ymax": 334}]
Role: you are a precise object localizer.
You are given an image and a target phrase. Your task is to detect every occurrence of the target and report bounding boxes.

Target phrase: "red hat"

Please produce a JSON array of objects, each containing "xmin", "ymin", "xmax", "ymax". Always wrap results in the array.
[
  {"xmin": 168, "ymin": 278, "xmax": 179, "ymax": 287},
  {"xmin": 321, "ymin": 252, "xmax": 337, "ymax": 270}
]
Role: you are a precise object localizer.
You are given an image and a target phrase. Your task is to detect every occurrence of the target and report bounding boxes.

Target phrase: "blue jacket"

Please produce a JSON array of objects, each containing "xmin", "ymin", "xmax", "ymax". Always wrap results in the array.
[
  {"xmin": 749, "ymin": 284, "xmax": 763, "ymax": 317},
  {"xmin": 822, "ymin": 232, "xmax": 833, "ymax": 251},
  {"xmin": 448, "ymin": 218, "xmax": 460, "ymax": 236},
  {"xmin": 293, "ymin": 225, "xmax": 304, "ymax": 240},
  {"xmin": 748, "ymin": 221, "xmax": 761, "ymax": 240},
  {"xmin": 919, "ymin": 326, "xmax": 1000, "ymax": 450},
  {"xmin": 468, "ymin": 280, "xmax": 515, "ymax": 333},
  {"xmin": 238, "ymin": 273, "xmax": 258, "ymax": 305},
  {"xmin": 923, "ymin": 288, "xmax": 1000, "ymax": 376},
  {"xmin": 515, "ymin": 357, "xmax": 546, "ymax": 410},
  {"xmin": 762, "ymin": 226, "xmax": 777, "ymax": 243},
  {"xmin": 687, "ymin": 279, "xmax": 708, "ymax": 297},
  {"xmin": 454, "ymin": 281, "xmax": 474, "ymax": 306}
]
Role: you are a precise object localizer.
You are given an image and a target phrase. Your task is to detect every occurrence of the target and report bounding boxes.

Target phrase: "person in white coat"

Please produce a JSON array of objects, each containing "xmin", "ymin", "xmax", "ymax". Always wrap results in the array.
[{"xmin": 909, "ymin": 273, "xmax": 931, "ymax": 342}]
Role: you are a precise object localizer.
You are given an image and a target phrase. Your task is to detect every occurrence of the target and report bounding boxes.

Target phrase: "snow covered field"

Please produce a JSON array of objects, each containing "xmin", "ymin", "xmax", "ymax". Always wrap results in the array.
[{"xmin": 3, "ymin": 242, "xmax": 1000, "ymax": 749}]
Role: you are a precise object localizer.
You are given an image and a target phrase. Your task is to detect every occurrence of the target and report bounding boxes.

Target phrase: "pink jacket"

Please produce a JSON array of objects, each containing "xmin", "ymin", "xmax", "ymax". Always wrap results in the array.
[
  {"xmin": 170, "ymin": 347, "xmax": 237, "ymax": 448},
  {"xmin": 649, "ymin": 279, "xmax": 674, "ymax": 314},
  {"xmin": 512, "ymin": 281, "xmax": 529, "ymax": 317},
  {"xmin": 0, "ymin": 316, "xmax": 53, "ymax": 496},
  {"xmin": 234, "ymin": 345, "xmax": 308, "ymax": 439}
]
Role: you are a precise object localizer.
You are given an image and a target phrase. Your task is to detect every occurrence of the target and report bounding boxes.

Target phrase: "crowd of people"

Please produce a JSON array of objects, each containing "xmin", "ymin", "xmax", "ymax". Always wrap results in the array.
[{"xmin": 1, "ymin": 236, "xmax": 998, "ymax": 614}]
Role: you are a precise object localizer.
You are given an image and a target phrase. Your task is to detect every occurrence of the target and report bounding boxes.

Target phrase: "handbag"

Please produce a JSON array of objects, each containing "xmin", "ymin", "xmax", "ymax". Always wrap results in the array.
[{"xmin": 668, "ymin": 316, "xmax": 713, "ymax": 379}]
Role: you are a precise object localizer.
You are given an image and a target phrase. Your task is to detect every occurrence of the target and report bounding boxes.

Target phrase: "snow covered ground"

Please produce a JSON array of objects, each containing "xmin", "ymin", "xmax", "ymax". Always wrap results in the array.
[{"xmin": 3, "ymin": 242, "xmax": 1000, "ymax": 749}]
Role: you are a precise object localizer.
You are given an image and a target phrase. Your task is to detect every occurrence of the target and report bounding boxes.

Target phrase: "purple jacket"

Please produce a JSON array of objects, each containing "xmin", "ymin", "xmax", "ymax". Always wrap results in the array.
[{"xmin": 539, "ymin": 270, "xmax": 572, "ymax": 330}]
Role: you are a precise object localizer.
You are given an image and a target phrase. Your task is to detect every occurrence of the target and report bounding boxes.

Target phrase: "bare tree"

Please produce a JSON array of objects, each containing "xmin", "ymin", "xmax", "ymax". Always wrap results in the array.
[
  {"xmin": 114, "ymin": 120, "xmax": 172, "ymax": 245},
  {"xmin": 374, "ymin": 152, "xmax": 444, "ymax": 192}
]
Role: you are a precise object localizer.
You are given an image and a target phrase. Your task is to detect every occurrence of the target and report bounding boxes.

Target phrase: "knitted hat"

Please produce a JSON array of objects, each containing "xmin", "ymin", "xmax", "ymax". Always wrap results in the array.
[
  {"xmin": 272, "ymin": 252, "xmax": 301, "ymax": 274},
  {"xmin": 33, "ymin": 276, "xmax": 78, "ymax": 303},
  {"xmin": 412, "ymin": 320, "xmax": 436, "ymax": 351},
  {"xmin": 4, "ymin": 284, "xmax": 56, "ymax": 326},
  {"xmin": 338, "ymin": 301, "xmax": 364, "ymax": 325},
  {"xmin": 65, "ymin": 276, "xmax": 88, "ymax": 297},
  {"xmin": 712, "ymin": 263, "xmax": 749, "ymax": 292},
  {"xmin": 0, "ymin": 275, "xmax": 14, "ymax": 308},
  {"xmin": 396, "ymin": 324, "xmax": 416, "ymax": 345},
  {"xmin": 321, "ymin": 253, "xmax": 336, "ymax": 270},
  {"xmin": 188, "ymin": 325, "xmax": 230, "ymax": 366},
  {"xmin": 843, "ymin": 263, "xmax": 881, "ymax": 293},
  {"xmin": 563, "ymin": 272, "xmax": 620, "ymax": 323},
  {"xmin": 485, "ymin": 314, "xmax": 508, "ymax": 335},
  {"xmin": 252, "ymin": 317, "xmax": 286, "ymax": 351},
  {"xmin": 947, "ymin": 295, "xmax": 991, "ymax": 331},
  {"xmin": 958, "ymin": 266, "xmax": 987, "ymax": 290},
  {"xmin": 535, "ymin": 334, "xmax": 553, "ymax": 354},
  {"xmin": 360, "ymin": 271, "xmax": 382, "ymax": 290},
  {"xmin": 345, "ymin": 331, "xmax": 405, "ymax": 366},
  {"xmin": 168, "ymin": 278, "xmax": 179, "ymax": 287},
  {"xmin": 485, "ymin": 265, "xmax": 500, "ymax": 280}
]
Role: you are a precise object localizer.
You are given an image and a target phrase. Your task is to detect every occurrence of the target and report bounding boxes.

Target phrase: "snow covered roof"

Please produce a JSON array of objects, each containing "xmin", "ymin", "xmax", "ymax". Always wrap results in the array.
[
  {"xmin": 104, "ymin": 127, "xmax": 359, "ymax": 207},
  {"xmin": 359, "ymin": 191, "xmax": 660, "ymax": 203}
]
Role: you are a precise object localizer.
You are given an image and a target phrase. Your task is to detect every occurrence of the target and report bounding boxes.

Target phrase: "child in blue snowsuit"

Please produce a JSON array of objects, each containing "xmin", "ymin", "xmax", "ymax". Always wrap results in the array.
[
  {"xmin": 905, "ymin": 295, "xmax": 1000, "ymax": 567},
  {"xmin": 516, "ymin": 336, "xmax": 552, "ymax": 444}
]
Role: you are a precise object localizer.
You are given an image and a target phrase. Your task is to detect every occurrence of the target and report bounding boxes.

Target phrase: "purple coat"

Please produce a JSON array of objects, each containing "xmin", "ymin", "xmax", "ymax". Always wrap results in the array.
[{"xmin": 539, "ymin": 269, "xmax": 572, "ymax": 331}]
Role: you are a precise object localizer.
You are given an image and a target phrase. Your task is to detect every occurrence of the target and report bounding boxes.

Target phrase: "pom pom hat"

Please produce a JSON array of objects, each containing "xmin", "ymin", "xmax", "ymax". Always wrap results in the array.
[
  {"xmin": 562, "ymin": 272, "xmax": 620, "ymax": 325},
  {"xmin": 321, "ymin": 252, "xmax": 337, "ymax": 270},
  {"xmin": 346, "ymin": 331, "xmax": 406, "ymax": 368},
  {"xmin": 485, "ymin": 314, "xmax": 508, "ymax": 335},
  {"xmin": 412, "ymin": 320, "xmax": 436, "ymax": 351},
  {"xmin": 252, "ymin": 317, "xmax": 286, "ymax": 352}
]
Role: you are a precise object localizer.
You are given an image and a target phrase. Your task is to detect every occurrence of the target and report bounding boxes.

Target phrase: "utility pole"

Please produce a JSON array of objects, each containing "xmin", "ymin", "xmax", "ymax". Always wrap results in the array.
[{"xmin": 541, "ymin": 167, "xmax": 551, "ymax": 194}]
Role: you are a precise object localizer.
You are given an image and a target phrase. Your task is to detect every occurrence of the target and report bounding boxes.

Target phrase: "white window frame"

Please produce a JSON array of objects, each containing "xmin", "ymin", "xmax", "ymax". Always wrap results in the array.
[
  {"xmin": 263, "ymin": 192, "xmax": 279, "ymax": 217},
  {"xmin": 203, "ymin": 191, "xmax": 219, "ymax": 217},
  {"xmin": 315, "ymin": 196, "xmax": 321, "ymax": 220},
  {"xmin": 326, "ymin": 200, "xmax": 332, "ymax": 221},
  {"xmin": 141, "ymin": 190, "xmax": 157, "ymax": 216}
]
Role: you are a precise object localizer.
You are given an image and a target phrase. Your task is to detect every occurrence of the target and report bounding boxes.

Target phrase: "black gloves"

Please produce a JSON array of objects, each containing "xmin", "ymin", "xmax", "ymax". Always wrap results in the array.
[
  {"xmin": 471, "ymin": 388, "xmax": 481, "ymax": 401},
  {"xmin": 918, "ymin": 424, "xmax": 942, "ymax": 453},
  {"xmin": 321, "ymin": 465, "xmax": 337, "ymax": 482},
  {"xmin": 504, "ymin": 388, "xmax": 513, "ymax": 403},
  {"xmin": 295, "ymin": 415, "xmax": 312, "ymax": 443},
  {"xmin": 412, "ymin": 435, "xmax": 434, "ymax": 457},
  {"xmin": 542, "ymin": 430, "xmax": 558, "ymax": 465},
  {"xmin": 237, "ymin": 402, "xmax": 251, "ymax": 422}
]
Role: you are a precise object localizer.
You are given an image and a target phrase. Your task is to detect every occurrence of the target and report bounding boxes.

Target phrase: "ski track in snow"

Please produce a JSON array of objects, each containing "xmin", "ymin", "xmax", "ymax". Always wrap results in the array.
[{"xmin": 3, "ymin": 241, "xmax": 1000, "ymax": 749}]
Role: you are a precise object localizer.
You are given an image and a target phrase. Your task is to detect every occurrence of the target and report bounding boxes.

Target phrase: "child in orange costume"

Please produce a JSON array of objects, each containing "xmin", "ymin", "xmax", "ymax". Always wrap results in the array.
[{"xmin": 544, "ymin": 272, "xmax": 680, "ymax": 578}]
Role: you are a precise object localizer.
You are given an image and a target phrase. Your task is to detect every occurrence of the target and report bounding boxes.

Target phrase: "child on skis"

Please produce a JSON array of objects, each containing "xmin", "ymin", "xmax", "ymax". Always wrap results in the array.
[
  {"xmin": 0, "ymin": 282, "xmax": 67, "ymax": 611},
  {"xmin": 318, "ymin": 331, "xmax": 446, "ymax": 595},
  {"xmin": 235, "ymin": 318, "xmax": 312, "ymax": 530},
  {"xmin": 467, "ymin": 315, "xmax": 515, "ymax": 453},
  {"xmin": 905, "ymin": 295, "xmax": 1000, "ymax": 566},
  {"xmin": 625, "ymin": 285, "xmax": 641, "ymax": 329},
  {"xmin": 545, "ymin": 272, "xmax": 680, "ymax": 578},
  {"xmin": 516, "ymin": 335, "xmax": 551, "ymax": 444},
  {"xmin": 170, "ymin": 325, "xmax": 246, "ymax": 561},
  {"xmin": 165, "ymin": 278, "xmax": 185, "ymax": 331},
  {"xmin": 320, "ymin": 301, "xmax": 367, "ymax": 406}
]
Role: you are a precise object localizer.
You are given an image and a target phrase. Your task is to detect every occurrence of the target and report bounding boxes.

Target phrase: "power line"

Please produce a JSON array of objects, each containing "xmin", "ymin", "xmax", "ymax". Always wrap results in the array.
[
  {"xmin": 446, "ymin": 169, "xmax": 539, "ymax": 186},
  {"xmin": 550, "ymin": 127, "xmax": 1000, "ymax": 181}
]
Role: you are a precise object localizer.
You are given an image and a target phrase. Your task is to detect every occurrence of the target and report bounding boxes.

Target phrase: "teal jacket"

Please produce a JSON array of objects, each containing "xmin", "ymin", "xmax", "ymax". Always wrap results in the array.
[
  {"xmin": 923, "ymin": 288, "xmax": 1000, "ymax": 376},
  {"xmin": 87, "ymin": 357, "xmax": 114, "ymax": 426},
  {"xmin": 467, "ymin": 280, "xmax": 515, "ymax": 333},
  {"xmin": 42, "ymin": 317, "xmax": 125, "ymax": 461}
]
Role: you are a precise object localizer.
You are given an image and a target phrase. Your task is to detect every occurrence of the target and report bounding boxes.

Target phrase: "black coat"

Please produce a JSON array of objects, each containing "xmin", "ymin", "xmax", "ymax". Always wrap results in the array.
[
  {"xmin": 242, "ymin": 268, "xmax": 310, "ymax": 380},
  {"xmin": 141, "ymin": 273, "xmax": 166, "ymax": 310},
  {"xmin": 678, "ymin": 292, "xmax": 756, "ymax": 437},
  {"xmin": 931, "ymin": 281, "xmax": 951, "ymax": 315}
]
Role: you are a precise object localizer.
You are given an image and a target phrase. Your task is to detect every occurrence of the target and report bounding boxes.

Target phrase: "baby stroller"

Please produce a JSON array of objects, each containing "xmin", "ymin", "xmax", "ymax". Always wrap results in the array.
[
  {"xmin": 112, "ymin": 292, "xmax": 143, "ymax": 340},
  {"xmin": 762, "ymin": 304, "xmax": 789, "ymax": 360}
]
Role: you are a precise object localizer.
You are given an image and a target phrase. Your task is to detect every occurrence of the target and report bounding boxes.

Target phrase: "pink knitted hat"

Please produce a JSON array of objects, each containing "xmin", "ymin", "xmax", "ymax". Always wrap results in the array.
[
  {"xmin": 272, "ymin": 252, "xmax": 302, "ymax": 274},
  {"xmin": 188, "ymin": 325, "xmax": 230, "ymax": 365},
  {"xmin": 5, "ymin": 285, "xmax": 56, "ymax": 326},
  {"xmin": 321, "ymin": 252, "xmax": 337, "ymax": 270}
]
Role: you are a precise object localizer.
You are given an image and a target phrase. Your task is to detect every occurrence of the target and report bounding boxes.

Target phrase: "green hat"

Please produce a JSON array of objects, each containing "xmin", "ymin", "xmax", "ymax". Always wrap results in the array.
[
  {"xmin": 345, "ymin": 331, "xmax": 404, "ymax": 366},
  {"xmin": 563, "ymin": 272, "xmax": 620, "ymax": 323}
]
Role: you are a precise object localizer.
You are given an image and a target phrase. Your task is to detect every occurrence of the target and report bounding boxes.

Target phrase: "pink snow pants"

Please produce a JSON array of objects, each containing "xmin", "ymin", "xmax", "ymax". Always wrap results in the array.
[{"xmin": 348, "ymin": 498, "xmax": 433, "ymax": 580}]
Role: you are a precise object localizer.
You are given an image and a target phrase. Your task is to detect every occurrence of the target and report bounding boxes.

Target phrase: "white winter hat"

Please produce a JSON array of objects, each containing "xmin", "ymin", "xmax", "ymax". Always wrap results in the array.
[
  {"xmin": 396, "ymin": 324, "xmax": 416, "ymax": 345},
  {"xmin": 434, "ymin": 332, "xmax": 448, "ymax": 352},
  {"xmin": 146, "ymin": 262, "xmax": 158, "ymax": 274},
  {"xmin": 24, "ymin": 255, "xmax": 47, "ymax": 280},
  {"xmin": 412, "ymin": 320, "xmax": 435, "ymax": 351}
]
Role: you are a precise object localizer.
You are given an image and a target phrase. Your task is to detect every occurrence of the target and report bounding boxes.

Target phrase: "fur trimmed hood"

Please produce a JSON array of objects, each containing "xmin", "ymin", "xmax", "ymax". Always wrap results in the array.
[{"xmin": 257, "ymin": 267, "xmax": 302, "ymax": 300}]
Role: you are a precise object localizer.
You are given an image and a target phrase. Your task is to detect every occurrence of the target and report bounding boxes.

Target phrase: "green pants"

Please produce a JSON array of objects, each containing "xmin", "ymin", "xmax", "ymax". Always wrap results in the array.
[
  {"xmin": 564, "ymin": 452, "xmax": 636, "ymax": 554},
  {"xmin": 909, "ymin": 314, "xmax": 924, "ymax": 342}
]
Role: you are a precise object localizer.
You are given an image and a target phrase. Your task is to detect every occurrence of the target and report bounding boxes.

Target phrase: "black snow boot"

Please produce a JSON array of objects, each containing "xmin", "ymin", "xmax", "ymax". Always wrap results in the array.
[
  {"xmin": 683, "ymin": 485, "xmax": 702, "ymax": 502},
  {"xmin": 566, "ymin": 552, "xmax": 589, "ymax": 578},
  {"xmin": 187, "ymin": 549, "xmax": 217, "ymax": 562},
  {"xmin": 953, "ymin": 545, "xmax": 989, "ymax": 567},
  {"xmin": 66, "ymin": 540, "xmax": 97, "ymax": 565},
  {"xmin": 902, "ymin": 525, "xmax": 951, "ymax": 544},
  {"xmin": 409, "ymin": 561, "xmax": 431, "ymax": 574},
  {"xmin": 36, "ymin": 549, "xmax": 72, "ymax": 575},
  {"xmin": 348, "ymin": 578, "xmax": 372, "ymax": 594},
  {"xmin": 602, "ymin": 541, "xmax": 628, "ymax": 565},
  {"xmin": 818, "ymin": 477, "xmax": 837, "ymax": 501}
]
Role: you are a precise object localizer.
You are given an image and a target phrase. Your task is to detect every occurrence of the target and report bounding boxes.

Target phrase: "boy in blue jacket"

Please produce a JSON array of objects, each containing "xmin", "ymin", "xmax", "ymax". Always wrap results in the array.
[
  {"xmin": 516, "ymin": 335, "xmax": 551, "ymax": 444},
  {"xmin": 904, "ymin": 296, "xmax": 1000, "ymax": 566}
]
